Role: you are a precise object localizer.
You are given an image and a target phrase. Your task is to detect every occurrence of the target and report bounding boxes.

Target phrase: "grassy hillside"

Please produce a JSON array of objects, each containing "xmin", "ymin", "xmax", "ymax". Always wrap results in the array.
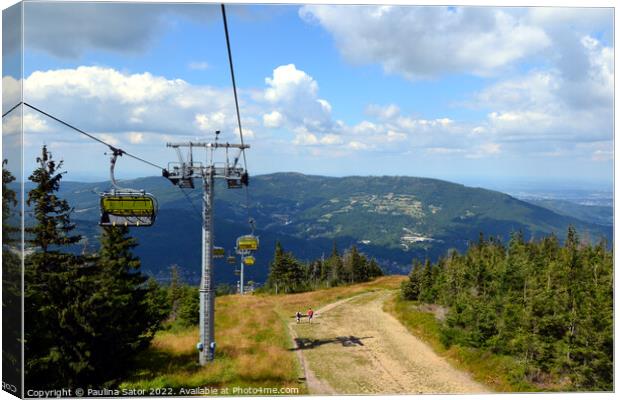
[{"xmin": 119, "ymin": 276, "xmax": 405, "ymax": 392}]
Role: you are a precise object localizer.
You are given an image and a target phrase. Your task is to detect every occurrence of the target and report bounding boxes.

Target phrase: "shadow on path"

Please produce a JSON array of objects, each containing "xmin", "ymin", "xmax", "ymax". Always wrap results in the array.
[{"xmin": 290, "ymin": 336, "xmax": 373, "ymax": 351}]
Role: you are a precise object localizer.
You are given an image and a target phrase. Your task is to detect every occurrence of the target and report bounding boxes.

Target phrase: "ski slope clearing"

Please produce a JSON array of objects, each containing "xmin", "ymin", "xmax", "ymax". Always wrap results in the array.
[{"xmin": 290, "ymin": 290, "xmax": 489, "ymax": 394}]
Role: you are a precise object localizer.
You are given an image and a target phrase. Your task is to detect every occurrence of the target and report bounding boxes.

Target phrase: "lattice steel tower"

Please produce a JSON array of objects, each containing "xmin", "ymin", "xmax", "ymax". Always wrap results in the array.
[{"xmin": 164, "ymin": 133, "xmax": 249, "ymax": 365}]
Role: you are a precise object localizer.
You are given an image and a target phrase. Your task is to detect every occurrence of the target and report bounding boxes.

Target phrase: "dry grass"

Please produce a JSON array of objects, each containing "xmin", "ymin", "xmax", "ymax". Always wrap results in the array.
[{"xmin": 120, "ymin": 276, "xmax": 405, "ymax": 393}]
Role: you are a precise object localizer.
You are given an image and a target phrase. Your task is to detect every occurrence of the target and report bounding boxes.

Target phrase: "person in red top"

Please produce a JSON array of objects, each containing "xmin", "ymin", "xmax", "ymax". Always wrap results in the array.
[{"xmin": 307, "ymin": 307, "xmax": 314, "ymax": 323}]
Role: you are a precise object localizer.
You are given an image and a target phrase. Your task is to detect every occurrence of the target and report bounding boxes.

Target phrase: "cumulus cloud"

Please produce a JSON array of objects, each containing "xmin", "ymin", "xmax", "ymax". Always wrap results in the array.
[
  {"xmin": 263, "ymin": 64, "xmax": 337, "ymax": 134},
  {"xmin": 265, "ymin": 64, "xmax": 318, "ymax": 102},
  {"xmin": 471, "ymin": 35, "xmax": 612, "ymax": 143},
  {"xmin": 262, "ymin": 111, "xmax": 284, "ymax": 128},
  {"xmin": 12, "ymin": 51, "xmax": 612, "ymax": 173},
  {"xmin": 256, "ymin": 64, "xmax": 502, "ymax": 157},
  {"xmin": 2, "ymin": 75, "xmax": 21, "ymax": 113},
  {"xmin": 299, "ymin": 6, "xmax": 551, "ymax": 79},
  {"xmin": 365, "ymin": 104, "xmax": 400, "ymax": 120},
  {"xmin": 18, "ymin": 66, "xmax": 249, "ymax": 148}
]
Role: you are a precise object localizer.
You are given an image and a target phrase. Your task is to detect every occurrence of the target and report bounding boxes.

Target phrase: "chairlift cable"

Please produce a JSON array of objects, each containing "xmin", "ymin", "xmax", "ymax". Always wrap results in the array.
[
  {"xmin": 2, "ymin": 102, "xmax": 22, "ymax": 118},
  {"xmin": 221, "ymin": 4, "xmax": 255, "ymax": 232},
  {"xmin": 177, "ymin": 186, "xmax": 202, "ymax": 219},
  {"xmin": 221, "ymin": 4, "xmax": 247, "ymax": 170},
  {"xmin": 22, "ymin": 102, "xmax": 166, "ymax": 171}
]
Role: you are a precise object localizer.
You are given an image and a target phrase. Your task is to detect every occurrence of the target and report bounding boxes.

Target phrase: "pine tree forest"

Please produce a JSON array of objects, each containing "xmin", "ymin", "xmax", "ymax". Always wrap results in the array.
[
  {"xmin": 265, "ymin": 241, "xmax": 384, "ymax": 294},
  {"xmin": 400, "ymin": 230, "xmax": 613, "ymax": 390}
]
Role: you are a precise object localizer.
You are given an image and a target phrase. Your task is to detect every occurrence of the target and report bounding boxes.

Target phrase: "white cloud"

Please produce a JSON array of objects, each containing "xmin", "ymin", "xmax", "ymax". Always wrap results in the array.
[
  {"xmin": 348, "ymin": 141, "xmax": 372, "ymax": 151},
  {"xmin": 2, "ymin": 75, "xmax": 21, "ymax": 113},
  {"xmin": 262, "ymin": 111, "xmax": 284, "ymax": 128},
  {"xmin": 13, "ymin": 53, "xmax": 611, "ymax": 174},
  {"xmin": 96, "ymin": 133, "xmax": 120, "ymax": 146},
  {"xmin": 426, "ymin": 147, "xmax": 464, "ymax": 155},
  {"xmin": 235, "ymin": 126, "xmax": 255, "ymax": 140},
  {"xmin": 21, "ymin": 66, "xmax": 245, "ymax": 145},
  {"xmin": 466, "ymin": 143, "xmax": 502, "ymax": 159},
  {"xmin": 300, "ymin": 6, "xmax": 551, "ymax": 79},
  {"xmin": 188, "ymin": 61, "xmax": 210, "ymax": 70},
  {"xmin": 263, "ymin": 64, "xmax": 337, "ymax": 135},
  {"xmin": 317, "ymin": 99, "xmax": 332, "ymax": 114},
  {"xmin": 386, "ymin": 130, "xmax": 407, "ymax": 142},
  {"xmin": 265, "ymin": 64, "xmax": 318, "ymax": 103},
  {"xmin": 195, "ymin": 112, "xmax": 228, "ymax": 132},
  {"xmin": 292, "ymin": 130, "xmax": 319, "ymax": 146},
  {"xmin": 365, "ymin": 104, "xmax": 400, "ymax": 120},
  {"xmin": 351, "ymin": 121, "xmax": 381, "ymax": 136},
  {"xmin": 128, "ymin": 132, "xmax": 144, "ymax": 144},
  {"xmin": 320, "ymin": 134, "xmax": 342, "ymax": 145},
  {"xmin": 472, "ymin": 35, "xmax": 612, "ymax": 144}
]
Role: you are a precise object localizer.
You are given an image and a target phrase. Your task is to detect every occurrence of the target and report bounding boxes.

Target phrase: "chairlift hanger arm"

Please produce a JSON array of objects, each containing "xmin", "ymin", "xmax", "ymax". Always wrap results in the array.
[{"xmin": 166, "ymin": 142, "xmax": 250, "ymax": 150}]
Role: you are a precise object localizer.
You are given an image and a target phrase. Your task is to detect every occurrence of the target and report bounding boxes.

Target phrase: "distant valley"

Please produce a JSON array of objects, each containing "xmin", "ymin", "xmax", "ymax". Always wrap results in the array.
[{"xmin": 18, "ymin": 173, "xmax": 613, "ymax": 285}]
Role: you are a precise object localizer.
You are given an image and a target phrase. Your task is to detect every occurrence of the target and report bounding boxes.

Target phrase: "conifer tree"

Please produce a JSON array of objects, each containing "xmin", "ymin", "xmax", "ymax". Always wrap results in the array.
[
  {"xmin": 177, "ymin": 286, "xmax": 200, "ymax": 326},
  {"xmin": 266, "ymin": 241, "xmax": 307, "ymax": 293},
  {"xmin": 400, "ymin": 226, "xmax": 612, "ymax": 390},
  {"xmin": 348, "ymin": 245, "xmax": 368, "ymax": 282},
  {"xmin": 419, "ymin": 259, "xmax": 434, "ymax": 302},
  {"xmin": 2, "ymin": 160, "xmax": 21, "ymax": 389},
  {"xmin": 266, "ymin": 241, "xmax": 286, "ymax": 293},
  {"xmin": 402, "ymin": 260, "xmax": 423, "ymax": 300},
  {"xmin": 2, "ymin": 159, "xmax": 18, "ymax": 242},
  {"xmin": 82, "ymin": 226, "xmax": 164, "ymax": 384},
  {"xmin": 367, "ymin": 258, "xmax": 383, "ymax": 279},
  {"xmin": 24, "ymin": 146, "xmax": 84, "ymax": 388},
  {"xmin": 326, "ymin": 242, "xmax": 344, "ymax": 286}
]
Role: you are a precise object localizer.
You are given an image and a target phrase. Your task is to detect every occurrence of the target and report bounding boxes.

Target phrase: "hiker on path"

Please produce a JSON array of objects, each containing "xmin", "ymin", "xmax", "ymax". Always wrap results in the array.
[
  {"xmin": 307, "ymin": 307, "xmax": 314, "ymax": 323},
  {"xmin": 295, "ymin": 311, "xmax": 302, "ymax": 324}
]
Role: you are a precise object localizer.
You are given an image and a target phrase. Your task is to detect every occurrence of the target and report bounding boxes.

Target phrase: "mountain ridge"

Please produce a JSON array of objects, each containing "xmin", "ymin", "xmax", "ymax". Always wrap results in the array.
[{"xmin": 18, "ymin": 172, "xmax": 612, "ymax": 284}]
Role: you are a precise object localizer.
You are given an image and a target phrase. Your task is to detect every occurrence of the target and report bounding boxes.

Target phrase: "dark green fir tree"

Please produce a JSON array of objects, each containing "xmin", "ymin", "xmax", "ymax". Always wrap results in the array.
[
  {"xmin": 24, "ymin": 146, "xmax": 84, "ymax": 388},
  {"xmin": 2, "ymin": 160, "xmax": 22, "ymax": 391}
]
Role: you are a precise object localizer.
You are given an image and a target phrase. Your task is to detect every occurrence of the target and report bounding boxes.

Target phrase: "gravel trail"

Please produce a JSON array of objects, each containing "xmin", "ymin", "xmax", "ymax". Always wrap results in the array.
[{"xmin": 290, "ymin": 290, "xmax": 489, "ymax": 395}]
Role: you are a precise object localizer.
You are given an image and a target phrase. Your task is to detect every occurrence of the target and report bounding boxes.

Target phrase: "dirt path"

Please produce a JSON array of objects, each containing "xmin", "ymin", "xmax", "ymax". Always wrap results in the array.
[
  {"xmin": 287, "ymin": 295, "xmax": 362, "ymax": 394},
  {"xmin": 290, "ymin": 290, "xmax": 489, "ymax": 395}
]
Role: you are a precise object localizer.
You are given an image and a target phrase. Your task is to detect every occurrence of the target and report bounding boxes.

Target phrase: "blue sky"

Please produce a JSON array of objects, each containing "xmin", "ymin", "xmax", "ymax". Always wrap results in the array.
[{"xmin": 2, "ymin": 2, "xmax": 614, "ymax": 190}]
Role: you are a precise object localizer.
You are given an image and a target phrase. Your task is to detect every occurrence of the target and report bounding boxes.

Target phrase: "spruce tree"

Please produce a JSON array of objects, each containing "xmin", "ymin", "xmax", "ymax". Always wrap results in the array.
[
  {"xmin": 83, "ymin": 226, "xmax": 164, "ymax": 385},
  {"xmin": 347, "ymin": 245, "xmax": 368, "ymax": 282},
  {"xmin": 419, "ymin": 259, "xmax": 434, "ymax": 302},
  {"xmin": 24, "ymin": 146, "xmax": 84, "ymax": 388},
  {"xmin": 326, "ymin": 242, "xmax": 344, "ymax": 286},
  {"xmin": 177, "ymin": 286, "xmax": 200, "ymax": 326},
  {"xmin": 266, "ymin": 242, "xmax": 306, "ymax": 293},
  {"xmin": 367, "ymin": 258, "xmax": 383, "ymax": 279},
  {"xmin": 400, "ymin": 227, "xmax": 612, "ymax": 390},
  {"xmin": 266, "ymin": 241, "xmax": 286, "ymax": 293},
  {"xmin": 402, "ymin": 260, "xmax": 423, "ymax": 300},
  {"xmin": 2, "ymin": 160, "xmax": 22, "ymax": 389}
]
